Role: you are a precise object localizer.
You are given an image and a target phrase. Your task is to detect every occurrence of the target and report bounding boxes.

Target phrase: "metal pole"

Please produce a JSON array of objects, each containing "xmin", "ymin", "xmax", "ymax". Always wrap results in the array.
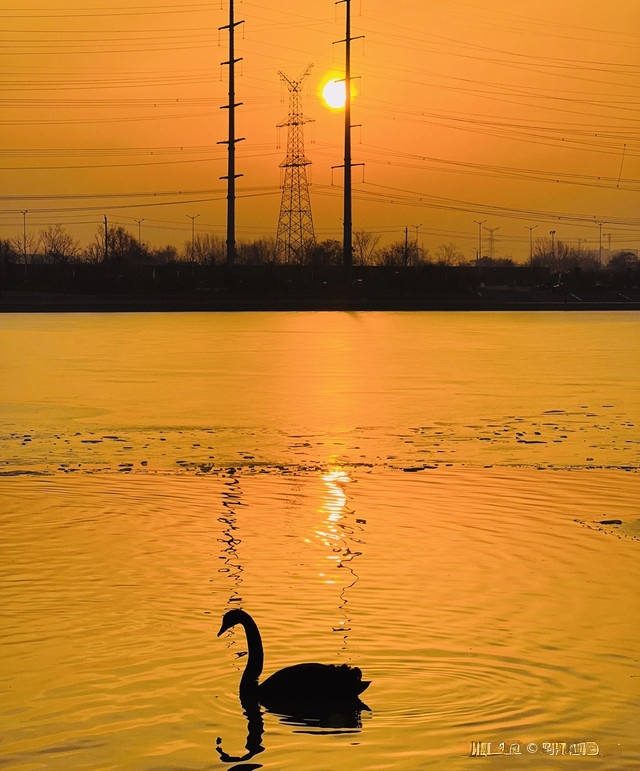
[
  {"xmin": 21, "ymin": 210, "xmax": 27, "ymax": 263},
  {"xmin": 598, "ymin": 222, "xmax": 604, "ymax": 269},
  {"xmin": 525, "ymin": 225, "xmax": 537, "ymax": 262},
  {"xmin": 227, "ymin": 0, "xmax": 236, "ymax": 266},
  {"xmin": 404, "ymin": 226, "xmax": 409, "ymax": 267},
  {"xmin": 473, "ymin": 219, "xmax": 486, "ymax": 267},
  {"xmin": 219, "ymin": 0, "xmax": 244, "ymax": 266},
  {"xmin": 334, "ymin": 0, "xmax": 363, "ymax": 273},
  {"xmin": 343, "ymin": 0, "xmax": 352, "ymax": 271},
  {"xmin": 187, "ymin": 214, "xmax": 200, "ymax": 260},
  {"xmin": 135, "ymin": 218, "xmax": 144, "ymax": 244}
]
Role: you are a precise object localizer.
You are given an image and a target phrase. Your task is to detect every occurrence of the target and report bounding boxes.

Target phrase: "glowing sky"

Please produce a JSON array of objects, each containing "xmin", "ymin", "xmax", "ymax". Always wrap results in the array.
[{"xmin": 1, "ymin": 0, "xmax": 639, "ymax": 260}]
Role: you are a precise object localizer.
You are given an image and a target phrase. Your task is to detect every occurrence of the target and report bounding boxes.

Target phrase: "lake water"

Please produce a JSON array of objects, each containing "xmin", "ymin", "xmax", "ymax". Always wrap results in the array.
[{"xmin": 1, "ymin": 311, "xmax": 638, "ymax": 770}]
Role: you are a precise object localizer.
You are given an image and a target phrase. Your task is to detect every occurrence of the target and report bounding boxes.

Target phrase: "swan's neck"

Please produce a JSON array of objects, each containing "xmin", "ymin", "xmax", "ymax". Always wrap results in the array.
[{"xmin": 239, "ymin": 614, "xmax": 264, "ymax": 694}]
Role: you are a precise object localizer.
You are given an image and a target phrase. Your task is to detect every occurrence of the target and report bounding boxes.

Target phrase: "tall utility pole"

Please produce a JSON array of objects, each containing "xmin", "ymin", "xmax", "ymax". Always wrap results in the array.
[
  {"xmin": 274, "ymin": 66, "xmax": 316, "ymax": 264},
  {"xmin": 219, "ymin": 0, "xmax": 244, "ymax": 266},
  {"xmin": 335, "ymin": 0, "xmax": 363, "ymax": 272},
  {"xmin": 525, "ymin": 225, "xmax": 537, "ymax": 262},
  {"xmin": 473, "ymin": 219, "xmax": 486, "ymax": 266},
  {"xmin": 597, "ymin": 222, "xmax": 605, "ymax": 268},
  {"xmin": 21, "ymin": 210, "xmax": 27, "ymax": 263},
  {"xmin": 187, "ymin": 214, "xmax": 200, "ymax": 259}
]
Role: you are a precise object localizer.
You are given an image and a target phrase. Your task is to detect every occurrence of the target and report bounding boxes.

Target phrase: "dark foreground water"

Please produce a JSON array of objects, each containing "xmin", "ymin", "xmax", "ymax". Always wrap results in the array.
[{"xmin": 1, "ymin": 311, "xmax": 638, "ymax": 769}]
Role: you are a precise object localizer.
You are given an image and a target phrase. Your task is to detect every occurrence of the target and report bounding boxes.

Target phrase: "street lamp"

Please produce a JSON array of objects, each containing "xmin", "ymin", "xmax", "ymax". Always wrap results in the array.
[
  {"xmin": 413, "ymin": 224, "xmax": 423, "ymax": 262},
  {"xmin": 596, "ymin": 222, "xmax": 605, "ymax": 269},
  {"xmin": 525, "ymin": 225, "xmax": 537, "ymax": 262},
  {"xmin": 473, "ymin": 219, "xmax": 486, "ymax": 267},
  {"xmin": 187, "ymin": 214, "xmax": 200, "ymax": 260},
  {"xmin": 134, "ymin": 218, "xmax": 145, "ymax": 244},
  {"xmin": 21, "ymin": 210, "xmax": 28, "ymax": 263}
]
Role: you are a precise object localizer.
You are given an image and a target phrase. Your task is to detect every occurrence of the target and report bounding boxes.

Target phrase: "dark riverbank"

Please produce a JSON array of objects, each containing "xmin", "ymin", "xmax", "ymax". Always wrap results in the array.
[
  {"xmin": 2, "ymin": 262, "xmax": 639, "ymax": 312},
  {"xmin": 3, "ymin": 288, "xmax": 639, "ymax": 312}
]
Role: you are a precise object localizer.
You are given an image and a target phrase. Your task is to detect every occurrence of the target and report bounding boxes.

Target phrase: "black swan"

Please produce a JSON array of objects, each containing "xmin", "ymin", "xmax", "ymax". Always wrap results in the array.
[{"xmin": 218, "ymin": 609, "xmax": 370, "ymax": 711}]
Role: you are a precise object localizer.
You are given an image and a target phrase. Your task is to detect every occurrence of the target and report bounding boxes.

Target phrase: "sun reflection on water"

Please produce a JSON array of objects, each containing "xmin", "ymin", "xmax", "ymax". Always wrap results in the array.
[
  {"xmin": 315, "ymin": 467, "xmax": 350, "ymax": 565},
  {"xmin": 312, "ymin": 463, "xmax": 367, "ymax": 643}
]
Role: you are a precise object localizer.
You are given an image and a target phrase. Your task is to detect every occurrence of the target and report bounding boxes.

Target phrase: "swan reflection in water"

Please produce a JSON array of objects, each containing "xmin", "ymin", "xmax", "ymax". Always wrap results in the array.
[{"xmin": 216, "ymin": 609, "xmax": 371, "ymax": 763}]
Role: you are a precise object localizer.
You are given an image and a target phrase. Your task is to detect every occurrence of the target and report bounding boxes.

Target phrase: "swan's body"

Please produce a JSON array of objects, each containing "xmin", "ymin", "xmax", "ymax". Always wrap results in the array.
[{"xmin": 218, "ymin": 609, "xmax": 370, "ymax": 709}]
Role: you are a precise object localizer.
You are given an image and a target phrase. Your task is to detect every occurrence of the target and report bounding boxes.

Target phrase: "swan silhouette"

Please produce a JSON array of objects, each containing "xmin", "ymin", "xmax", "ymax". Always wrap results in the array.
[{"xmin": 218, "ymin": 609, "xmax": 370, "ymax": 711}]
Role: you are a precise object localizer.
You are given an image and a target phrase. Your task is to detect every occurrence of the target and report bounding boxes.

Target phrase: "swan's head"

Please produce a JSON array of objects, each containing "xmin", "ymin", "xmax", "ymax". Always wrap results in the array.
[{"xmin": 217, "ymin": 608, "xmax": 251, "ymax": 637}]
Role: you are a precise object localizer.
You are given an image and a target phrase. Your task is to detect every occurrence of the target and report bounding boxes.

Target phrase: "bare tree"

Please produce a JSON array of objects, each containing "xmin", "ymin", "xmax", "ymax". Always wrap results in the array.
[
  {"xmin": 91, "ymin": 224, "xmax": 146, "ymax": 264},
  {"xmin": 39, "ymin": 225, "xmax": 81, "ymax": 265},
  {"xmin": 238, "ymin": 238, "xmax": 275, "ymax": 265},
  {"xmin": 152, "ymin": 244, "xmax": 179, "ymax": 263},
  {"xmin": 186, "ymin": 233, "xmax": 226, "ymax": 264},
  {"xmin": 82, "ymin": 241, "xmax": 104, "ymax": 264},
  {"xmin": 353, "ymin": 230, "xmax": 381, "ymax": 266},
  {"xmin": 531, "ymin": 238, "xmax": 599, "ymax": 272},
  {"xmin": 11, "ymin": 232, "xmax": 41, "ymax": 263},
  {"xmin": 608, "ymin": 250, "xmax": 639, "ymax": 271},
  {"xmin": 436, "ymin": 242, "xmax": 465, "ymax": 266},
  {"xmin": 0, "ymin": 238, "xmax": 20, "ymax": 265},
  {"xmin": 377, "ymin": 241, "xmax": 406, "ymax": 267},
  {"xmin": 310, "ymin": 239, "xmax": 343, "ymax": 267}
]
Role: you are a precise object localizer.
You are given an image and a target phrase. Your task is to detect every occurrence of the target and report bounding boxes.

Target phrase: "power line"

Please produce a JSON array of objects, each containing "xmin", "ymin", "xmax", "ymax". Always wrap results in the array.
[{"xmin": 1, "ymin": 4, "xmax": 219, "ymax": 19}]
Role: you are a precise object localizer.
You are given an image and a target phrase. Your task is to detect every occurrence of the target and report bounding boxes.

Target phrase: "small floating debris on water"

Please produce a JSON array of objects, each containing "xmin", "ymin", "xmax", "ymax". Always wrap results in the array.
[{"xmin": 574, "ymin": 517, "xmax": 640, "ymax": 541}]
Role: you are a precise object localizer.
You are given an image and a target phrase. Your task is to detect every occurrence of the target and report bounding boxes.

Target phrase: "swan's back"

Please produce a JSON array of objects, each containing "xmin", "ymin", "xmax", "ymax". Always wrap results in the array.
[{"xmin": 259, "ymin": 662, "xmax": 369, "ymax": 705}]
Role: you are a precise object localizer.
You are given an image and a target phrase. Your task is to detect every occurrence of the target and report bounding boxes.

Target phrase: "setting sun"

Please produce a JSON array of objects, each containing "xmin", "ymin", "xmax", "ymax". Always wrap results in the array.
[{"xmin": 321, "ymin": 78, "xmax": 346, "ymax": 109}]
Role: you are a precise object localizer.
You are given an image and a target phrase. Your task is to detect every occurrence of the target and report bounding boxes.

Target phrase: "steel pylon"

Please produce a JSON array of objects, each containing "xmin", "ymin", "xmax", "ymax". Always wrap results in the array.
[{"xmin": 274, "ymin": 65, "xmax": 316, "ymax": 264}]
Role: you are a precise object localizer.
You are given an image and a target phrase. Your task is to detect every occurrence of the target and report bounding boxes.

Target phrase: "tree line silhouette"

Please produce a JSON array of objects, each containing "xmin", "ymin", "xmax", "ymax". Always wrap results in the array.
[{"xmin": 1, "ymin": 223, "xmax": 638, "ymax": 307}]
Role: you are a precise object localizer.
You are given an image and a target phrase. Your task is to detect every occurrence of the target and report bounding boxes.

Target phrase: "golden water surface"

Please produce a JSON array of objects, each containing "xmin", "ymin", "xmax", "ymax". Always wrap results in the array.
[{"xmin": 1, "ymin": 311, "xmax": 638, "ymax": 770}]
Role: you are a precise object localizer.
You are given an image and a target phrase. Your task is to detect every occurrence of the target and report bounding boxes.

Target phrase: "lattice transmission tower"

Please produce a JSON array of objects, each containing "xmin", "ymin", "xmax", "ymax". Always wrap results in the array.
[
  {"xmin": 484, "ymin": 226, "xmax": 500, "ymax": 261},
  {"xmin": 274, "ymin": 65, "xmax": 316, "ymax": 264}
]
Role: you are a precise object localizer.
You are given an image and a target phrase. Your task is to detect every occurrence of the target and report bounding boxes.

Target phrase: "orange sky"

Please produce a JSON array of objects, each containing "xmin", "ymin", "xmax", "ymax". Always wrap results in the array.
[{"xmin": 1, "ymin": 0, "xmax": 639, "ymax": 261}]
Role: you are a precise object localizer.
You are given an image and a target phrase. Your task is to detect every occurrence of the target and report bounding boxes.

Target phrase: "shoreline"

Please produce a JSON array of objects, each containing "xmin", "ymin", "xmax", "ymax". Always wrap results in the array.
[{"xmin": 2, "ymin": 290, "xmax": 639, "ymax": 313}]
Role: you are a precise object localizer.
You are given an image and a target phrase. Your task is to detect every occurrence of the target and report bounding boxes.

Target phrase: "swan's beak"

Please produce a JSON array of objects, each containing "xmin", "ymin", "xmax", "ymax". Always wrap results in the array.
[
  {"xmin": 217, "ymin": 620, "xmax": 229, "ymax": 637},
  {"xmin": 217, "ymin": 610, "xmax": 237, "ymax": 637}
]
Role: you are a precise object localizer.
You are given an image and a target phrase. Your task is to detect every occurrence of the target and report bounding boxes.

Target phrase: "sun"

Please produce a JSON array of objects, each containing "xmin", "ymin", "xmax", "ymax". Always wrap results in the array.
[{"xmin": 322, "ymin": 79, "xmax": 346, "ymax": 109}]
